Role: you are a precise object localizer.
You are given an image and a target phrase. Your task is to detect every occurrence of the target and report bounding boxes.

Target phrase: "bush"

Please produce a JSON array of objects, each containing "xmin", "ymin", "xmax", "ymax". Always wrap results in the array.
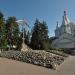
[{"xmin": 46, "ymin": 50, "xmax": 69, "ymax": 57}]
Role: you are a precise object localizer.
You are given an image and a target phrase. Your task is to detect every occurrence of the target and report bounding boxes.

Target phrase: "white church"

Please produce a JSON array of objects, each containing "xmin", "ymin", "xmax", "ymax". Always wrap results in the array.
[{"xmin": 51, "ymin": 11, "xmax": 75, "ymax": 48}]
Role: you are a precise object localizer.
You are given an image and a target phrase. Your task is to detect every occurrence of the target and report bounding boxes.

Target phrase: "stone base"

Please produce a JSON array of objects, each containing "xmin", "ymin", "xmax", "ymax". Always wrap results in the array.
[{"xmin": 21, "ymin": 43, "xmax": 32, "ymax": 52}]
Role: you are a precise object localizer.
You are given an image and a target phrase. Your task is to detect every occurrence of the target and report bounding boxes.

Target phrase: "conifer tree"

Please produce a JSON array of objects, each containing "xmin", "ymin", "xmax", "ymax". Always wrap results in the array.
[
  {"xmin": 30, "ymin": 19, "xmax": 49, "ymax": 50},
  {"xmin": 0, "ymin": 12, "xmax": 7, "ymax": 50},
  {"xmin": 25, "ymin": 31, "xmax": 30, "ymax": 45},
  {"xmin": 6, "ymin": 17, "xmax": 20, "ymax": 50}
]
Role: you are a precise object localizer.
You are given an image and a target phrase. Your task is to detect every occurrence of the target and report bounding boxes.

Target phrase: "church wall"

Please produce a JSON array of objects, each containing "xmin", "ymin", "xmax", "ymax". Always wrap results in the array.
[
  {"xmin": 55, "ymin": 29, "xmax": 60, "ymax": 37},
  {"xmin": 52, "ymin": 11, "xmax": 75, "ymax": 49},
  {"xmin": 52, "ymin": 40, "xmax": 75, "ymax": 48},
  {"xmin": 51, "ymin": 33, "xmax": 75, "ymax": 48},
  {"xmin": 53, "ymin": 42, "xmax": 75, "ymax": 48}
]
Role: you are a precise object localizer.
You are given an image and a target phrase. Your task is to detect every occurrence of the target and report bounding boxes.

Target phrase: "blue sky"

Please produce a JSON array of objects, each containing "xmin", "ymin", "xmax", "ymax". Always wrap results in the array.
[{"xmin": 0, "ymin": 0, "xmax": 75, "ymax": 37}]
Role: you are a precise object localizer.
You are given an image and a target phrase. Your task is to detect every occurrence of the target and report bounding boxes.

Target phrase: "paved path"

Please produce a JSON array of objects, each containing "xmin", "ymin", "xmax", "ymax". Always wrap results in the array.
[
  {"xmin": 55, "ymin": 56, "xmax": 75, "ymax": 75},
  {"xmin": 0, "ymin": 56, "xmax": 75, "ymax": 75}
]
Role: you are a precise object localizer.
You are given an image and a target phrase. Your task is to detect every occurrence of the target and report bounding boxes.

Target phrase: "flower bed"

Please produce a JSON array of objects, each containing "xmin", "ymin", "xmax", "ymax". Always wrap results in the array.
[
  {"xmin": 0, "ymin": 50, "xmax": 67, "ymax": 70},
  {"xmin": 46, "ymin": 50, "xmax": 69, "ymax": 57}
]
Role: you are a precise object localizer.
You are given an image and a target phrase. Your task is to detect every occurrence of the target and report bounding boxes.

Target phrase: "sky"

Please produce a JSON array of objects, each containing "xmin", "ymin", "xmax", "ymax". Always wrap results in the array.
[{"xmin": 0, "ymin": 0, "xmax": 75, "ymax": 37}]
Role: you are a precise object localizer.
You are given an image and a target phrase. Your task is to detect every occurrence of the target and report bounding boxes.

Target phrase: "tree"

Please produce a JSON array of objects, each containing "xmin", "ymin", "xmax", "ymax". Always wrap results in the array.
[
  {"xmin": 25, "ymin": 31, "xmax": 30, "ymax": 46},
  {"xmin": 0, "ymin": 12, "xmax": 7, "ymax": 50},
  {"xmin": 30, "ymin": 19, "xmax": 49, "ymax": 50},
  {"xmin": 6, "ymin": 17, "xmax": 20, "ymax": 50},
  {"xmin": 49, "ymin": 37, "xmax": 57, "ymax": 49},
  {"xmin": 49, "ymin": 37, "xmax": 57, "ymax": 44}
]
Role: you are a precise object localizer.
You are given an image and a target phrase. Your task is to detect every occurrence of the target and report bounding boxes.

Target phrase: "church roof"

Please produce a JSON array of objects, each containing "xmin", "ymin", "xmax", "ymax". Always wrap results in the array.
[{"xmin": 62, "ymin": 11, "xmax": 70, "ymax": 25}]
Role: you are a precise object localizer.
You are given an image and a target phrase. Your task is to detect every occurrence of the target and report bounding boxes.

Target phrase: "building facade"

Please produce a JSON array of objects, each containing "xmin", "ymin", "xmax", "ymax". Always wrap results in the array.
[{"xmin": 51, "ymin": 11, "xmax": 75, "ymax": 48}]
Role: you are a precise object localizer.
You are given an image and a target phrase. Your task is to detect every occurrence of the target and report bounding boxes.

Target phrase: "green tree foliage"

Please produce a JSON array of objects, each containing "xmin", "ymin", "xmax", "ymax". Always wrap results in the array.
[
  {"xmin": 6, "ymin": 17, "xmax": 20, "ymax": 50},
  {"xmin": 49, "ymin": 37, "xmax": 57, "ymax": 44},
  {"xmin": 49, "ymin": 37, "xmax": 57, "ymax": 49},
  {"xmin": 25, "ymin": 31, "xmax": 30, "ymax": 45},
  {"xmin": 30, "ymin": 19, "xmax": 49, "ymax": 50},
  {"xmin": 0, "ymin": 11, "xmax": 52, "ymax": 51},
  {"xmin": 0, "ymin": 12, "xmax": 8, "ymax": 50}
]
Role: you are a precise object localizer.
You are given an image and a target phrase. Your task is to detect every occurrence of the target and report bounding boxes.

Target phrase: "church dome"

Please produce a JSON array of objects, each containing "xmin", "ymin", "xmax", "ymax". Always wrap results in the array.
[{"xmin": 62, "ymin": 11, "xmax": 70, "ymax": 25}]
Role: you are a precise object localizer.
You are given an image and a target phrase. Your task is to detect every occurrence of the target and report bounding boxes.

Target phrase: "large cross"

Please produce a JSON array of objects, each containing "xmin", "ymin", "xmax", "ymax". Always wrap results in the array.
[{"xmin": 16, "ymin": 19, "xmax": 30, "ymax": 51}]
